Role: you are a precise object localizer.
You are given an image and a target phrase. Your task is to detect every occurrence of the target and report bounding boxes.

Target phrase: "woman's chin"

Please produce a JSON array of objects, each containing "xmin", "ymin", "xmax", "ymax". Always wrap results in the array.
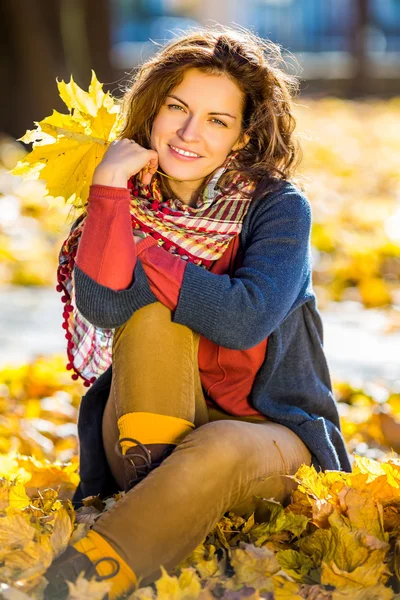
[{"xmin": 158, "ymin": 162, "xmax": 199, "ymax": 182}]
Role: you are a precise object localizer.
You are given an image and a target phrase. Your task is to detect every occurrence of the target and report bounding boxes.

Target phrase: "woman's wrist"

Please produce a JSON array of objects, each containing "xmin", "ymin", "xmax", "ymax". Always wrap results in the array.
[{"xmin": 92, "ymin": 165, "xmax": 129, "ymax": 188}]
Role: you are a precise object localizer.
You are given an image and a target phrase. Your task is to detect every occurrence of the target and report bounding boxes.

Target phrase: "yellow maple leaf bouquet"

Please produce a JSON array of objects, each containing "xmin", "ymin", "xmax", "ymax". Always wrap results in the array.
[{"xmin": 11, "ymin": 70, "xmax": 124, "ymax": 210}]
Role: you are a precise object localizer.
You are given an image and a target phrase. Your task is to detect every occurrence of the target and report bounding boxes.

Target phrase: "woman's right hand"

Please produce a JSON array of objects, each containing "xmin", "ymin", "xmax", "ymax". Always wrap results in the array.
[{"xmin": 92, "ymin": 139, "xmax": 159, "ymax": 187}]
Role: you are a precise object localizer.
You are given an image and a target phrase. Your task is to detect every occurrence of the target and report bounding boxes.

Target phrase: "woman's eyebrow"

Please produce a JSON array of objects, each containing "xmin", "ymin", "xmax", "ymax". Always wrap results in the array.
[{"xmin": 166, "ymin": 94, "xmax": 237, "ymax": 119}]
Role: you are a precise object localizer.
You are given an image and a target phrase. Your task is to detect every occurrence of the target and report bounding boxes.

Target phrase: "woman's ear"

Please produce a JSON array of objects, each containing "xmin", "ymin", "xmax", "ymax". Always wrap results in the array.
[{"xmin": 232, "ymin": 132, "xmax": 250, "ymax": 152}]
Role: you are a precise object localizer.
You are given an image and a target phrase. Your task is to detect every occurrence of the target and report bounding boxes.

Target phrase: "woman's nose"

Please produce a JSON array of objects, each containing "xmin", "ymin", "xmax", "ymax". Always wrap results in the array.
[{"xmin": 177, "ymin": 116, "xmax": 202, "ymax": 142}]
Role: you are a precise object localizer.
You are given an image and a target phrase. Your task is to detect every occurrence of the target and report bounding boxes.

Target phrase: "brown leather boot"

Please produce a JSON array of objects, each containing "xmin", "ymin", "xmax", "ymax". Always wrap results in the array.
[
  {"xmin": 115, "ymin": 437, "xmax": 176, "ymax": 493},
  {"xmin": 43, "ymin": 545, "xmax": 120, "ymax": 599}
]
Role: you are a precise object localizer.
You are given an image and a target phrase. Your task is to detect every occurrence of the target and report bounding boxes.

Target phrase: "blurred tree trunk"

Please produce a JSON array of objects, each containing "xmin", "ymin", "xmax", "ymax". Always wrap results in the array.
[
  {"xmin": 348, "ymin": 0, "xmax": 370, "ymax": 97},
  {"xmin": 0, "ymin": 0, "xmax": 116, "ymax": 140}
]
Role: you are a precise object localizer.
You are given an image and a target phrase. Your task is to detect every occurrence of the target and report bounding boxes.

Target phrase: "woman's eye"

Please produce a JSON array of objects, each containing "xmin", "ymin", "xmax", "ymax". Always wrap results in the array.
[
  {"xmin": 167, "ymin": 104, "xmax": 227, "ymax": 127},
  {"xmin": 168, "ymin": 104, "xmax": 185, "ymax": 112},
  {"xmin": 213, "ymin": 118, "xmax": 227, "ymax": 127}
]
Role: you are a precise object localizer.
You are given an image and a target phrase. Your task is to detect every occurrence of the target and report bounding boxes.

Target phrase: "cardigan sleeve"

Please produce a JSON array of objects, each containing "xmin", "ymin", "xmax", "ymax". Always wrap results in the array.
[{"xmin": 171, "ymin": 189, "xmax": 314, "ymax": 350}]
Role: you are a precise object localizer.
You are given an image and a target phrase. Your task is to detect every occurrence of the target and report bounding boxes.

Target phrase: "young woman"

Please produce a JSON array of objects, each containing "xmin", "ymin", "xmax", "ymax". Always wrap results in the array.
[{"xmin": 46, "ymin": 25, "xmax": 351, "ymax": 599}]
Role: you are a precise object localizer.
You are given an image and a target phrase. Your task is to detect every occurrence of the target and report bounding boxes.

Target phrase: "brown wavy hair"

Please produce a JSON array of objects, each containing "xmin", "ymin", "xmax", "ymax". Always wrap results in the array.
[{"xmin": 116, "ymin": 24, "xmax": 304, "ymax": 204}]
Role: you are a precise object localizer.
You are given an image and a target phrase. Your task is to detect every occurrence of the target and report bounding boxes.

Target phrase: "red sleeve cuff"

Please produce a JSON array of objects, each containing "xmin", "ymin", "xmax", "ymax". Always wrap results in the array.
[
  {"xmin": 139, "ymin": 244, "xmax": 187, "ymax": 312},
  {"xmin": 135, "ymin": 236, "xmax": 159, "ymax": 254},
  {"xmin": 89, "ymin": 184, "xmax": 131, "ymax": 201}
]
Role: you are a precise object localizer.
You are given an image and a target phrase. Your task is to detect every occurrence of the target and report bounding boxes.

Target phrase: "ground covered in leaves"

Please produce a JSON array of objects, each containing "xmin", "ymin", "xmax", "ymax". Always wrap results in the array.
[{"xmin": 0, "ymin": 356, "xmax": 399, "ymax": 599}]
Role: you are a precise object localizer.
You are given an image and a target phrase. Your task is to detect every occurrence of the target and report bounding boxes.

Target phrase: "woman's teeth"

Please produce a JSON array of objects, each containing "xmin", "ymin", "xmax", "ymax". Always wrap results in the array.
[{"xmin": 169, "ymin": 145, "xmax": 200, "ymax": 158}]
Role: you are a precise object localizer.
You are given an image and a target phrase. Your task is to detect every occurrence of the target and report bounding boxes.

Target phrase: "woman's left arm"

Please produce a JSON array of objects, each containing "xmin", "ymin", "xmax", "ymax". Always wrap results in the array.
[{"xmin": 140, "ymin": 189, "xmax": 314, "ymax": 349}]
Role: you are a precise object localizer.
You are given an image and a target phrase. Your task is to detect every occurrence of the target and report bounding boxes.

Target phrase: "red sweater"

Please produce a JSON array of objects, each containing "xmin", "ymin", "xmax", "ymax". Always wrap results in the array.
[{"xmin": 76, "ymin": 184, "xmax": 268, "ymax": 418}]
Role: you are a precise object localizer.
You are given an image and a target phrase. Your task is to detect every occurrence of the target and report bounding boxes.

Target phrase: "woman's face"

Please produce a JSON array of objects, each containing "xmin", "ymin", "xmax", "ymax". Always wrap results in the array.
[{"xmin": 150, "ymin": 68, "xmax": 249, "ymax": 204}]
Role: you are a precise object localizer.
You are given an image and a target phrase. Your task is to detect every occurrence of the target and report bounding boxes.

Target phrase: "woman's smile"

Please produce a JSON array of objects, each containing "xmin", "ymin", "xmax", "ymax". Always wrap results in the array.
[{"xmin": 168, "ymin": 144, "xmax": 203, "ymax": 161}]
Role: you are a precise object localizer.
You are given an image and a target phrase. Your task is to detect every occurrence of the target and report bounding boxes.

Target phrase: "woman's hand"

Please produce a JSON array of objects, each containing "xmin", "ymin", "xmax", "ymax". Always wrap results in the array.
[{"xmin": 92, "ymin": 139, "xmax": 159, "ymax": 187}]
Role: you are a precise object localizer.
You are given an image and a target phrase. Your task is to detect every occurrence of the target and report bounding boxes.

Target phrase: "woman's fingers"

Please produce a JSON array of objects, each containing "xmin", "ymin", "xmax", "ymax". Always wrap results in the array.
[
  {"xmin": 140, "ymin": 158, "xmax": 158, "ymax": 185},
  {"xmin": 99, "ymin": 138, "xmax": 159, "ymax": 182}
]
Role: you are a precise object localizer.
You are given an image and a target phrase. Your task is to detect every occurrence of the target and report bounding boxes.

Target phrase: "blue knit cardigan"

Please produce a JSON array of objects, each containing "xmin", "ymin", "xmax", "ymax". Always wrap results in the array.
[{"xmin": 70, "ymin": 180, "xmax": 352, "ymax": 504}]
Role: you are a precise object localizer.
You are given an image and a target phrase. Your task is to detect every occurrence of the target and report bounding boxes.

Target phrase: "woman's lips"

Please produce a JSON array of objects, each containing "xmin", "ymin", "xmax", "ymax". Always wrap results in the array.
[{"xmin": 168, "ymin": 144, "xmax": 202, "ymax": 161}]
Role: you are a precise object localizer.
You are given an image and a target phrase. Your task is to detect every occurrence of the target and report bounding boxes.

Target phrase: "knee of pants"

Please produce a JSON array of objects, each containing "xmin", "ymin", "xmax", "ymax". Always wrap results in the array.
[
  {"xmin": 113, "ymin": 302, "xmax": 199, "ymax": 354},
  {"xmin": 175, "ymin": 419, "xmax": 311, "ymax": 479},
  {"xmin": 114, "ymin": 302, "xmax": 171, "ymax": 340},
  {"xmin": 174, "ymin": 420, "xmax": 254, "ymax": 473}
]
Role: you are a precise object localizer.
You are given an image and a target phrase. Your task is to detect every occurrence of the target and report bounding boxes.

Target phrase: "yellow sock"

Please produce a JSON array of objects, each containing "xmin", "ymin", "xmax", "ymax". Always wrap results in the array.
[
  {"xmin": 73, "ymin": 530, "xmax": 137, "ymax": 598},
  {"xmin": 118, "ymin": 411, "xmax": 194, "ymax": 454}
]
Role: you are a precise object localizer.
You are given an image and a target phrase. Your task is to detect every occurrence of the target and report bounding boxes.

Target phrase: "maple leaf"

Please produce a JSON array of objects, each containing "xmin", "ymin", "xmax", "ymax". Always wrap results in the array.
[
  {"xmin": 337, "ymin": 486, "xmax": 387, "ymax": 542},
  {"xmin": 275, "ymin": 548, "xmax": 315, "ymax": 582},
  {"xmin": 75, "ymin": 505, "xmax": 103, "ymax": 527},
  {"xmin": 331, "ymin": 584, "xmax": 395, "ymax": 599},
  {"xmin": 153, "ymin": 565, "xmax": 202, "ymax": 599},
  {"xmin": 14, "ymin": 454, "xmax": 80, "ymax": 499},
  {"xmin": 67, "ymin": 572, "xmax": 111, "ymax": 600},
  {"xmin": 248, "ymin": 499, "xmax": 309, "ymax": 547},
  {"xmin": 0, "ymin": 476, "xmax": 76, "ymax": 595},
  {"xmin": 349, "ymin": 455, "xmax": 400, "ymax": 503},
  {"xmin": 229, "ymin": 541, "xmax": 280, "ymax": 592},
  {"xmin": 311, "ymin": 498, "xmax": 335, "ymax": 529},
  {"xmin": 0, "ymin": 537, "xmax": 53, "ymax": 583},
  {"xmin": 49, "ymin": 506, "xmax": 74, "ymax": 558},
  {"xmin": 176, "ymin": 541, "xmax": 221, "ymax": 579},
  {"xmin": 10, "ymin": 70, "xmax": 123, "ymax": 210},
  {"xmin": 0, "ymin": 509, "xmax": 35, "ymax": 553},
  {"xmin": 272, "ymin": 572, "xmax": 304, "ymax": 599},
  {"xmin": 292, "ymin": 464, "xmax": 347, "ymax": 501},
  {"xmin": 297, "ymin": 509, "xmax": 391, "ymax": 590},
  {"xmin": 0, "ymin": 480, "xmax": 30, "ymax": 512}
]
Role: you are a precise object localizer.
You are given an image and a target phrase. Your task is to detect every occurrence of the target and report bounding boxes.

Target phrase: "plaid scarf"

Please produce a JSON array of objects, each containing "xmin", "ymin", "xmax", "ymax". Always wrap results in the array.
[{"xmin": 57, "ymin": 151, "xmax": 256, "ymax": 386}]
